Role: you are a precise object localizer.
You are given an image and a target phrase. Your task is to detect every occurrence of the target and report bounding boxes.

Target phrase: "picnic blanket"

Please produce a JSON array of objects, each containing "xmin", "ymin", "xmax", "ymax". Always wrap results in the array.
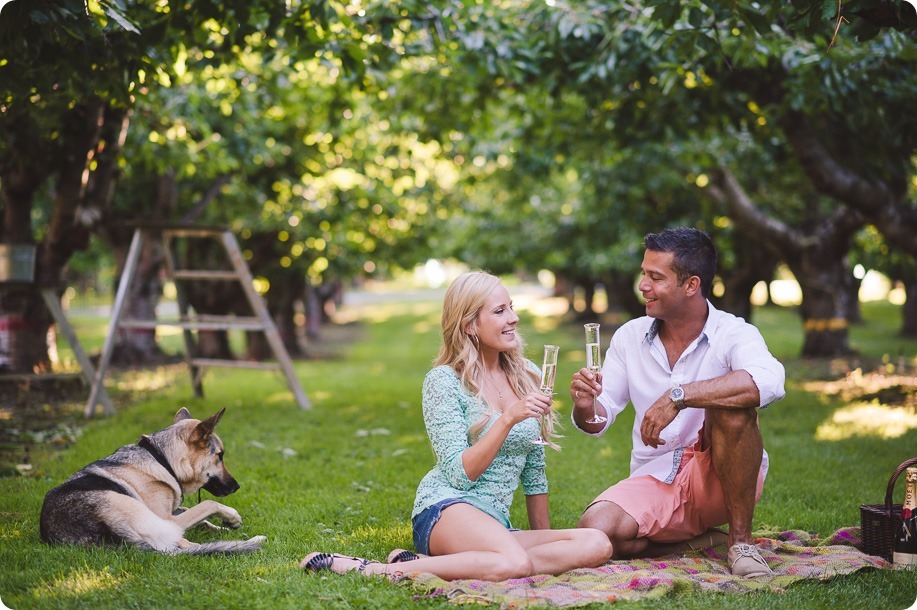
[{"xmin": 400, "ymin": 528, "xmax": 889, "ymax": 607}]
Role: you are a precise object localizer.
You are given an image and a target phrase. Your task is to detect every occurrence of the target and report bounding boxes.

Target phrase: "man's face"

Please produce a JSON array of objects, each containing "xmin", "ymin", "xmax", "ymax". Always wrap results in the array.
[{"xmin": 637, "ymin": 250, "xmax": 687, "ymax": 319}]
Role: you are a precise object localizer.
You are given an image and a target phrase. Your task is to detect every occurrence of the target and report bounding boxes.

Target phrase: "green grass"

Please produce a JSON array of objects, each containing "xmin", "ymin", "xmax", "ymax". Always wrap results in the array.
[{"xmin": 1, "ymin": 295, "xmax": 916, "ymax": 609}]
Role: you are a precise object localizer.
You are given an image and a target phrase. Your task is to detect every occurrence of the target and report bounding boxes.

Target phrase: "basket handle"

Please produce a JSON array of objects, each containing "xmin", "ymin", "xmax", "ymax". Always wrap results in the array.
[{"xmin": 884, "ymin": 457, "xmax": 917, "ymax": 510}]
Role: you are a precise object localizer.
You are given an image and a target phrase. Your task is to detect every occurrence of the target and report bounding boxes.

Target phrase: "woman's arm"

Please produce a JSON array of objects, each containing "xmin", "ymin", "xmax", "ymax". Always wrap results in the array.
[
  {"xmin": 462, "ymin": 390, "xmax": 550, "ymax": 480},
  {"xmin": 525, "ymin": 493, "xmax": 550, "ymax": 530}
]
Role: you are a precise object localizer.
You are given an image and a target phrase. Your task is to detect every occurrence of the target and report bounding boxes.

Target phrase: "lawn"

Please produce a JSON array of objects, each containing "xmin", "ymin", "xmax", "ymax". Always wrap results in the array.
[{"xmin": 1, "ymin": 289, "xmax": 915, "ymax": 609}]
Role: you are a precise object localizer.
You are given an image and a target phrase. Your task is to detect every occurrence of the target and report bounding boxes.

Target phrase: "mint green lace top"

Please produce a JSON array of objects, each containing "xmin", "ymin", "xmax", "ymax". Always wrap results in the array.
[{"xmin": 410, "ymin": 365, "xmax": 548, "ymax": 528}]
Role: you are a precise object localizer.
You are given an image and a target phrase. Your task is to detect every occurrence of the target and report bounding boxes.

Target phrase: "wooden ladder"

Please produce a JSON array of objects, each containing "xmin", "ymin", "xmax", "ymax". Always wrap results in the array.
[{"xmin": 85, "ymin": 226, "xmax": 310, "ymax": 416}]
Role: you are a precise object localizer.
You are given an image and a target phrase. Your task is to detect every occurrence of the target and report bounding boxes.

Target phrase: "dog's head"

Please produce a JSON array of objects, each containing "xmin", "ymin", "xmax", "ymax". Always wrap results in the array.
[{"xmin": 165, "ymin": 407, "xmax": 241, "ymax": 497}]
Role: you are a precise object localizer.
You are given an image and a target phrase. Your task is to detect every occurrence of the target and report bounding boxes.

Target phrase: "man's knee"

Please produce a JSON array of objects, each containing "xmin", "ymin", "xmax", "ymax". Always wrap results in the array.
[
  {"xmin": 577, "ymin": 501, "xmax": 638, "ymax": 541},
  {"xmin": 707, "ymin": 407, "xmax": 758, "ymax": 438},
  {"xmin": 577, "ymin": 503, "xmax": 606, "ymax": 531}
]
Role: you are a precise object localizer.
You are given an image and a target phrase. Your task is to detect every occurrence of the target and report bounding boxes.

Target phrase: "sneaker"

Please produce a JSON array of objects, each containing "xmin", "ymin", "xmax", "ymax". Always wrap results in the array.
[{"xmin": 728, "ymin": 543, "xmax": 774, "ymax": 578}]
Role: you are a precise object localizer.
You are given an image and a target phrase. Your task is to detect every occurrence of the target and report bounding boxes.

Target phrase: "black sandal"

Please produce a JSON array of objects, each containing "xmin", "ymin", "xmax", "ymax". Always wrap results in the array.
[
  {"xmin": 300, "ymin": 552, "xmax": 377, "ymax": 574},
  {"xmin": 386, "ymin": 548, "xmax": 420, "ymax": 564}
]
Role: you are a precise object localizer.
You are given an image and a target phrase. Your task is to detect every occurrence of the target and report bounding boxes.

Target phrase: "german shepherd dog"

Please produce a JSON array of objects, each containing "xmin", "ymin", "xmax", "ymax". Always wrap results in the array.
[{"xmin": 40, "ymin": 407, "xmax": 265, "ymax": 555}]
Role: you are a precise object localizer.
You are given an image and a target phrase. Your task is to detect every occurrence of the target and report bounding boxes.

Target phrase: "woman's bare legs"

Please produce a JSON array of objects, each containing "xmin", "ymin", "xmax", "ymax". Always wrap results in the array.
[
  {"xmin": 511, "ymin": 527, "xmax": 613, "ymax": 575},
  {"xmin": 352, "ymin": 503, "xmax": 612, "ymax": 580}
]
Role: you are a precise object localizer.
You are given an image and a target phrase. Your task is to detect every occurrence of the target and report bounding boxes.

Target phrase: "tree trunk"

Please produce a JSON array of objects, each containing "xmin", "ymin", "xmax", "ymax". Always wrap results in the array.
[
  {"xmin": 304, "ymin": 283, "xmax": 323, "ymax": 339},
  {"xmin": 551, "ymin": 274, "xmax": 576, "ymax": 316},
  {"xmin": 107, "ymin": 230, "xmax": 169, "ymax": 365},
  {"xmin": 271, "ymin": 283, "xmax": 304, "ymax": 357},
  {"xmin": 783, "ymin": 241, "xmax": 859, "ymax": 358},
  {"xmin": 243, "ymin": 277, "xmax": 304, "ymax": 361},
  {"xmin": 902, "ymin": 280, "xmax": 917, "ymax": 338},
  {"xmin": 181, "ymin": 232, "xmax": 242, "ymax": 360},
  {"xmin": 579, "ymin": 282, "xmax": 597, "ymax": 321},
  {"xmin": 0, "ymin": 99, "xmax": 123, "ymax": 373},
  {"xmin": 714, "ymin": 237, "xmax": 779, "ymax": 322},
  {"xmin": 99, "ymin": 171, "xmax": 175, "ymax": 365},
  {"xmin": 797, "ymin": 276, "xmax": 851, "ymax": 357},
  {"xmin": 601, "ymin": 270, "xmax": 644, "ymax": 319},
  {"xmin": 0, "ymin": 126, "xmax": 47, "ymax": 372},
  {"xmin": 705, "ymin": 167, "xmax": 863, "ymax": 358},
  {"xmin": 0, "ymin": 285, "xmax": 53, "ymax": 373}
]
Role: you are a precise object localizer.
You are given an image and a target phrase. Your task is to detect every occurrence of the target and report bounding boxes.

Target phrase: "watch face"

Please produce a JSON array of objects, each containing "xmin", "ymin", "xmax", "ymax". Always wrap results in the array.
[{"xmin": 671, "ymin": 387, "xmax": 685, "ymax": 401}]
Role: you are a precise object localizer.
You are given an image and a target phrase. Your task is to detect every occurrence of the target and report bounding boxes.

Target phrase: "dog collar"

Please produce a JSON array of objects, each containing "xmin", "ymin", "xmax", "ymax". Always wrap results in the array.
[{"xmin": 138, "ymin": 436, "xmax": 181, "ymax": 488}]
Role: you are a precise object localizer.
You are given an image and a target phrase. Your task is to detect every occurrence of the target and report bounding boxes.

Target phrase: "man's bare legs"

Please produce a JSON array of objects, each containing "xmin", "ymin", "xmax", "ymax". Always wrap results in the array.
[
  {"xmin": 577, "ymin": 501, "xmax": 700, "ymax": 559},
  {"xmin": 579, "ymin": 408, "xmax": 764, "ymax": 559},
  {"xmin": 705, "ymin": 407, "xmax": 762, "ymax": 548}
]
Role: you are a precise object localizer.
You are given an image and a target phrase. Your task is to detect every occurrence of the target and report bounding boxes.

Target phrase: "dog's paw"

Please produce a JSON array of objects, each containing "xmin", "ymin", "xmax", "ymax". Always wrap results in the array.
[{"xmin": 221, "ymin": 508, "xmax": 242, "ymax": 529}]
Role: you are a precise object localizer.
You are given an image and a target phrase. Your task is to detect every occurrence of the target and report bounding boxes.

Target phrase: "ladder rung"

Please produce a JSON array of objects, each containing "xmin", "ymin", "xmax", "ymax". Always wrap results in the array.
[
  {"xmin": 171, "ymin": 270, "xmax": 241, "ymax": 281},
  {"xmin": 119, "ymin": 316, "xmax": 267, "ymax": 331},
  {"xmin": 190, "ymin": 358, "xmax": 281, "ymax": 370}
]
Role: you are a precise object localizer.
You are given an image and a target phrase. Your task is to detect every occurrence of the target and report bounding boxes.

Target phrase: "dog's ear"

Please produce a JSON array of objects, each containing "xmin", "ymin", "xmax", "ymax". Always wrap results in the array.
[
  {"xmin": 174, "ymin": 407, "xmax": 192, "ymax": 423},
  {"xmin": 192, "ymin": 407, "xmax": 226, "ymax": 442}
]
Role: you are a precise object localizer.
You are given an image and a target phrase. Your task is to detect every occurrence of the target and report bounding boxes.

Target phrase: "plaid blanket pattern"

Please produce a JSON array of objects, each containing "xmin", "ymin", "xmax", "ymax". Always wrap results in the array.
[{"xmin": 400, "ymin": 528, "xmax": 890, "ymax": 607}]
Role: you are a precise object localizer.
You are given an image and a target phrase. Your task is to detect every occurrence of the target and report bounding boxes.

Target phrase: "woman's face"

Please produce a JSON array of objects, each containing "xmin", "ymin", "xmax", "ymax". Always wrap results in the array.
[{"xmin": 472, "ymin": 284, "xmax": 519, "ymax": 355}]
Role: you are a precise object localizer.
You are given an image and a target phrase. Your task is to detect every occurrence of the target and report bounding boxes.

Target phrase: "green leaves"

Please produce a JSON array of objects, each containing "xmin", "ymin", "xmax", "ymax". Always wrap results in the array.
[{"xmin": 101, "ymin": 1, "xmax": 140, "ymax": 34}]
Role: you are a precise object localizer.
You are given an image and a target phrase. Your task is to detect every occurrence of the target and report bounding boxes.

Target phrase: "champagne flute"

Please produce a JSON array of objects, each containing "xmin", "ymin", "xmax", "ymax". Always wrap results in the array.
[
  {"xmin": 533, "ymin": 344, "xmax": 559, "ymax": 445},
  {"xmin": 583, "ymin": 323, "xmax": 606, "ymax": 424}
]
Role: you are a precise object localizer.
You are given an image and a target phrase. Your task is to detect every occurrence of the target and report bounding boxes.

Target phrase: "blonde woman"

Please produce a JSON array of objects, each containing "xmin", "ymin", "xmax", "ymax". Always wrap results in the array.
[{"xmin": 302, "ymin": 271, "xmax": 612, "ymax": 580}]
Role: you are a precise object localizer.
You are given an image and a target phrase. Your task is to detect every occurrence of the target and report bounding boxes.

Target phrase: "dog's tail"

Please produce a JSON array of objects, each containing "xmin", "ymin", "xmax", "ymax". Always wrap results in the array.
[{"xmin": 175, "ymin": 535, "xmax": 266, "ymax": 555}]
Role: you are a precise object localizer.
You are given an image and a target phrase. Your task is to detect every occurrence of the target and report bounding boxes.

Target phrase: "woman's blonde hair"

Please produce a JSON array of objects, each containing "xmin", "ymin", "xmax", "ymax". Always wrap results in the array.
[{"xmin": 434, "ymin": 271, "xmax": 560, "ymax": 449}]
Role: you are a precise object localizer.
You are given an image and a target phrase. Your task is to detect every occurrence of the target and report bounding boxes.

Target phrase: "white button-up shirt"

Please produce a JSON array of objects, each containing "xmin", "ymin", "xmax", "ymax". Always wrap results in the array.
[{"xmin": 572, "ymin": 301, "xmax": 786, "ymax": 484}]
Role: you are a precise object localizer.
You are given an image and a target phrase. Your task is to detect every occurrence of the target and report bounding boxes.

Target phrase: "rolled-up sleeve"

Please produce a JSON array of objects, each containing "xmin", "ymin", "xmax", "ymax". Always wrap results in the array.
[
  {"xmin": 422, "ymin": 368, "xmax": 475, "ymax": 490},
  {"xmin": 727, "ymin": 325, "xmax": 786, "ymax": 407}
]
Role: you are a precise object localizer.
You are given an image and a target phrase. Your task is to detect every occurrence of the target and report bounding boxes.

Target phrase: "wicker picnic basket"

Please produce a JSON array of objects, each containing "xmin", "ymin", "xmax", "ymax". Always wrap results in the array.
[{"xmin": 859, "ymin": 457, "xmax": 917, "ymax": 561}]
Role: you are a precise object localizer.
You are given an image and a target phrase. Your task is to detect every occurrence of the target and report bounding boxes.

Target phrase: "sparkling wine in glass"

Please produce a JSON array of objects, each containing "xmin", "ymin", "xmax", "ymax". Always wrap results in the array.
[
  {"xmin": 584, "ymin": 323, "xmax": 606, "ymax": 424},
  {"xmin": 533, "ymin": 344, "xmax": 559, "ymax": 445}
]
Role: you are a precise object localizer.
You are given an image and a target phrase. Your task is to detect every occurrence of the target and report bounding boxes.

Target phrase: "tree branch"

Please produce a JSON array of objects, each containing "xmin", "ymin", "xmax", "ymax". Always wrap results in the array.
[
  {"xmin": 180, "ymin": 174, "xmax": 231, "ymax": 224},
  {"xmin": 781, "ymin": 110, "xmax": 917, "ymax": 256},
  {"xmin": 704, "ymin": 166, "xmax": 805, "ymax": 254}
]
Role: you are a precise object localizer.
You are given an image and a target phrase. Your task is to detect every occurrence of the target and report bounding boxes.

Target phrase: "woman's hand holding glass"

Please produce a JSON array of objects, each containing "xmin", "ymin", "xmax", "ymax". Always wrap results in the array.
[{"xmin": 503, "ymin": 392, "xmax": 553, "ymax": 427}]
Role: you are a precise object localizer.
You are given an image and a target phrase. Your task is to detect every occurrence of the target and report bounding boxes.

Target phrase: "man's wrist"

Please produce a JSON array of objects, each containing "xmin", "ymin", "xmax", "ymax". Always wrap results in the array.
[{"xmin": 670, "ymin": 385, "xmax": 687, "ymax": 411}]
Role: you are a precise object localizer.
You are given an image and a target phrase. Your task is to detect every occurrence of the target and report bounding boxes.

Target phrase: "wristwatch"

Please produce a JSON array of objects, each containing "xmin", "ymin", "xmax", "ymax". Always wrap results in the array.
[{"xmin": 669, "ymin": 385, "xmax": 686, "ymax": 411}]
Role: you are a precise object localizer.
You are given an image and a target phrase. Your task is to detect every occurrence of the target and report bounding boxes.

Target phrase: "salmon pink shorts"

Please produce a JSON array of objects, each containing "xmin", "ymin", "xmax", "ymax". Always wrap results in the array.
[{"xmin": 587, "ymin": 440, "xmax": 766, "ymax": 543}]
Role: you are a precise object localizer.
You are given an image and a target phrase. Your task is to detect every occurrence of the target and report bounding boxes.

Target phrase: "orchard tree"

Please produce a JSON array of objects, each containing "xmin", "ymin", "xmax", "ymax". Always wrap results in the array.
[
  {"xmin": 0, "ymin": 0, "xmax": 449, "ymax": 371},
  {"xmin": 393, "ymin": 0, "xmax": 915, "ymax": 357}
]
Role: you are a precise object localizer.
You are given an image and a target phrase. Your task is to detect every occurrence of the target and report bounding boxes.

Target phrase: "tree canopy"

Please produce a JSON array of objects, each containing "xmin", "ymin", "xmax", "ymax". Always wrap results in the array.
[{"xmin": 0, "ymin": 0, "xmax": 914, "ymax": 371}]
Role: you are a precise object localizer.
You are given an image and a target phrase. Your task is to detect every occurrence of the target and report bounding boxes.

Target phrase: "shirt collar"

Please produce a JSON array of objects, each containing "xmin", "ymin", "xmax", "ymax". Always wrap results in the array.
[{"xmin": 643, "ymin": 300, "xmax": 718, "ymax": 345}]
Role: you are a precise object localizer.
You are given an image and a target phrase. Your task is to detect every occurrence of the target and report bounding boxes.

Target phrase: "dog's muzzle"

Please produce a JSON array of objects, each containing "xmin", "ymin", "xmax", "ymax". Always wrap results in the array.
[{"xmin": 203, "ymin": 476, "xmax": 240, "ymax": 497}]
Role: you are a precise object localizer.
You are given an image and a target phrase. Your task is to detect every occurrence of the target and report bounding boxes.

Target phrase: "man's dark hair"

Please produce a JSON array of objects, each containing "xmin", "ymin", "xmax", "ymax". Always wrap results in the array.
[{"xmin": 643, "ymin": 227, "xmax": 717, "ymax": 298}]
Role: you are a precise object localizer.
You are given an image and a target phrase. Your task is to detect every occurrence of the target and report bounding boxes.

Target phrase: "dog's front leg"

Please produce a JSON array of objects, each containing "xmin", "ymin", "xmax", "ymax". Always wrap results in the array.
[
  {"xmin": 173, "ymin": 507, "xmax": 229, "ymax": 532},
  {"xmin": 170, "ymin": 500, "xmax": 242, "ymax": 530}
]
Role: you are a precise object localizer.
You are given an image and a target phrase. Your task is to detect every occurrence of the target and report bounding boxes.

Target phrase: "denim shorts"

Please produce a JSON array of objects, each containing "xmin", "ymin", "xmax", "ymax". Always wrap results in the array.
[{"xmin": 411, "ymin": 498, "xmax": 469, "ymax": 555}]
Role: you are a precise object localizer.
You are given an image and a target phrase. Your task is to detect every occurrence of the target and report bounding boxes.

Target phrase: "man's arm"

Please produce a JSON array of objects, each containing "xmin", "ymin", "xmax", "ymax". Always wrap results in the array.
[
  {"xmin": 640, "ymin": 370, "xmax": 759, "ymax": 448},
  {"xmin": 679, "ymin": 369, "xmax": 761, "ymax": 410}
]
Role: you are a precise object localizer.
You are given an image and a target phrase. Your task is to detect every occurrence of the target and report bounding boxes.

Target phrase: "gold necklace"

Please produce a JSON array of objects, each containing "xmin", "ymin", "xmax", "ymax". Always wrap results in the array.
[{"xmin": 485, "ymin": 372, "xmax": 504, "ymax": 405}]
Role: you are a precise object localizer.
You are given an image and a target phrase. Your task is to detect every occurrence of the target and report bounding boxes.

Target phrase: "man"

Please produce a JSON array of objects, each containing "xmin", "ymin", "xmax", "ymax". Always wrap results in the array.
[{"xmin": 569, "ymin": 227, "xmax": 785, "ymax": 577}]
